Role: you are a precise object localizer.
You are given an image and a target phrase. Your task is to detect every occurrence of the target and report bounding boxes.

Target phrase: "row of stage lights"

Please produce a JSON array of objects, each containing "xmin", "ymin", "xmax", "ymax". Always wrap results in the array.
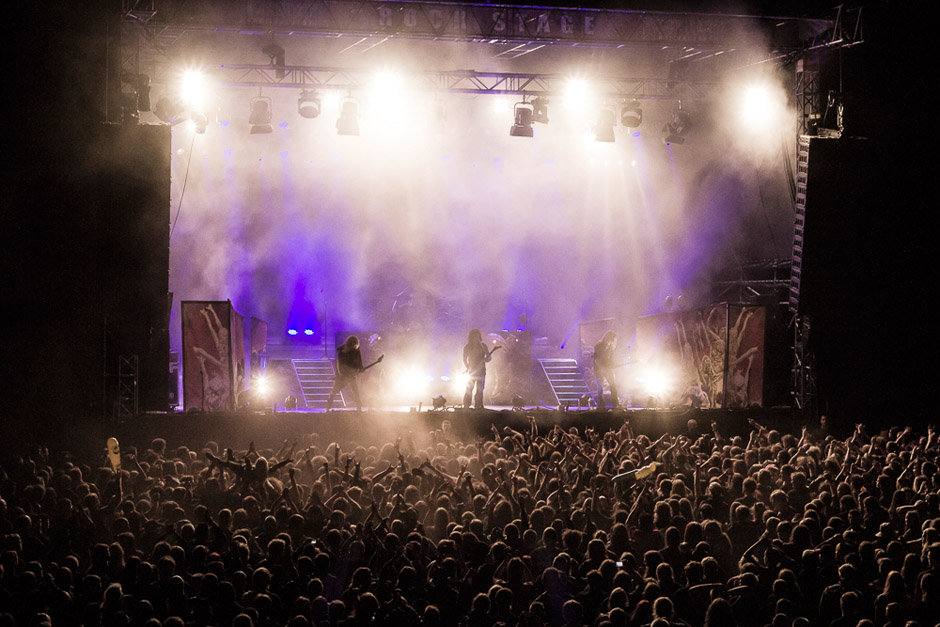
[{"xmin": 150, "ymin": 70, "xmax": 697, "ymax": 145}]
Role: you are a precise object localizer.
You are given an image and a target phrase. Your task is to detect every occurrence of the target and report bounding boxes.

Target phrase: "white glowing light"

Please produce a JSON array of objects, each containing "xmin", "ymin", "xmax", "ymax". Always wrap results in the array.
[
  {"xmin": 181, "ymin": 70, "xmax": 208, "ymax": 109},
  {"xmin": 638, "ymin": 369, "xmax": 673, "ymax": 398},
  {"xmin": 321, "ymin": 91, "xmax": 342, "ymax": 114},
  {"xmin": 563, "ymin": 78, "xmax": 592, "ymax": 112},
  {"xmin": 255, "ymin": 376, "xmax": 270, "ymax": 398},
  {"xmin": 742, "ymin": 85, "xmax": 774, "ymax": 129},
  {"xmin": 453, "ymin": 372, "xmax": 471, "ymax": 394},
  {"xmin": 393, "ymin": 368, "xmax": 429, "ymax": 399}
]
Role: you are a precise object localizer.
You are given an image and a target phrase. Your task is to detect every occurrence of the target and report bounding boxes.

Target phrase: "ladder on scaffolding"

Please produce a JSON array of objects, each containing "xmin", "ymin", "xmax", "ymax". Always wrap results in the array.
[
  {"xmin": 537, "ymin": 359, "xmax": 592, "ymax": 408},
  {"xmin": 292, "ymin": 359, "xmax": 342, "ymax": 409}
]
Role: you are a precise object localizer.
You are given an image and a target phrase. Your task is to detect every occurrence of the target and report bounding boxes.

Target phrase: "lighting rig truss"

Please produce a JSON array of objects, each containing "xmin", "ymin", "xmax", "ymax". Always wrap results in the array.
[{"xmin": 217, "ymin": 65, "xmax": 721, "ymax": 101}]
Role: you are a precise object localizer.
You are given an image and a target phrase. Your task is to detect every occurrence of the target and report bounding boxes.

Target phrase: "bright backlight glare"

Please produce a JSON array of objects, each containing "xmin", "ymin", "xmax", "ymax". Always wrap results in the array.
[
  {"xmin": 181, "ymin": 70, "xmax": 208, "ymax": 109},
  {"xmin": 742, "ymin": 85, "xmax": 774, "ymax": 128},
  {"xmin": 563, "ymin": 78, "xmax": 595, "ymax": 114},
  {"xmin": 639, "ymin": 369, "xmax": 672, "ymax": 398},
  {"xmin": 393, "ymin": 368, "xmax": 429, "ymax": 400},
  {"xmin": 453, "ymin": 372, "xmax": 470, "ymax": 395},
  {"xmin": 255, "ymin": 376, "xmax": 270, "ymax": 398}
]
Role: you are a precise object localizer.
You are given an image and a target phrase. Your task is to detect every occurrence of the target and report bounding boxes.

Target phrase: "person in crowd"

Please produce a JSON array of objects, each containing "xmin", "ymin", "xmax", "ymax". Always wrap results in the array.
[{"xmin": 1, "ymin": 419, "xmax": 937, "ymax": 627}]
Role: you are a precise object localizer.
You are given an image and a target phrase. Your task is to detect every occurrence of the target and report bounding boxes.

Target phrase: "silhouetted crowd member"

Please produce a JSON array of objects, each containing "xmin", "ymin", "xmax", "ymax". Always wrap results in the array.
[{"xmin": 1, "ymin": 418, "xmax": 938, "ymax": 627}]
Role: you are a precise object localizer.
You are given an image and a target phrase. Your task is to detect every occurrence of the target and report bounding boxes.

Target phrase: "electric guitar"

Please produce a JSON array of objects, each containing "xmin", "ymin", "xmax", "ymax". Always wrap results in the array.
[
  {"xmin": 334, "ymin": 354, "xmax": 384, "ymax": 379},
  {"xmin": 360, "ymin": 354, "xmax": 384, "ymax": 373}
]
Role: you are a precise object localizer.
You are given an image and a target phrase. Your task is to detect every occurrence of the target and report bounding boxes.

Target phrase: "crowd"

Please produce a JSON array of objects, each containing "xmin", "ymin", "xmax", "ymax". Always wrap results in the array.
[{"xmin": 1, "ymin": 415, "xmax": 938, "ymax": 627}]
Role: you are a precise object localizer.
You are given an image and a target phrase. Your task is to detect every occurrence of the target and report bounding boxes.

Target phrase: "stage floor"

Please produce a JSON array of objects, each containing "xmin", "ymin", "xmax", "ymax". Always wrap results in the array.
[{"xmin": 98, "ymin": 405, "xmax": 803, "ymax": 458}]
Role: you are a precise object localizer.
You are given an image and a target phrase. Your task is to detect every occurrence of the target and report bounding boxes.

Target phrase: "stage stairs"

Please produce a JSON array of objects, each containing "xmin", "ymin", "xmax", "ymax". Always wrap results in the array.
[
  {"xmin": 292, "ymin": 359, "xmax": 343, "ymax": 409},
  {"xmin": 537, "ymin": 359, "xmax": 592, "ymax": 408}
]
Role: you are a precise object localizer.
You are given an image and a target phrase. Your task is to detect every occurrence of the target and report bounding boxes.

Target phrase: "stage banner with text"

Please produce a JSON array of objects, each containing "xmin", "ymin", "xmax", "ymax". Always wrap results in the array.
[{"xmin": 182, "ymin": 301, "xmax": 239, "ymax": 411}]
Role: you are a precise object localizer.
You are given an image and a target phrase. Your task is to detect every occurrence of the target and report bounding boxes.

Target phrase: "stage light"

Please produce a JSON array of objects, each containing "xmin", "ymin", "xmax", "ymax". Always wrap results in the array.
[
  {"xmin": 284, "ymin": 395, "xmax": 298, "ymax": 410},
  {"xmin": 453, "ymin": 372, "xmax": 471, "ymax": 394},
  {"xmin": 563, "ymin": 78, "xmax": 592, "ymax": 113},
  {"xmin": 510, "ymin": 102, "xmax": 535, "ymax": 137},
  {"xmin": 620, "ymin": 101, "xmax": 642, "ymax": 128},
  {"xmin": 191, "ymin": 111, "xmax": 208, "ymax": 134},
  {"xmin": 432, "ymin": 395, "xmax": 447, "ymax": 410},
  {"xmin": 181, "ymin": 70, "xmax": 208, "ymax": 110},
  {"xmin": 742, "ymin": 85, "xmax": 773, "ymax": 128},
  {"xmin": 303, "ymin": 329, "xmax": 314, "ymax": 336},
  {"xmin": 595, "ymin": 106, "xmax": 616, "ymax": 143},
  {"xmin": 298, "ymin": 90, "xmax": 321, "ymax": 119},
  {"xmin": 639, "ymin": 370, "xmax": 672, "ymax": 399},
  {"xmin": 394, "ymin": 369, "xmax": 429, "ymax": 399},
  {"xmin": 255, "ymin": 376, "xmax": 270, "ymax": 399},
  {"xmin": 512, "ymin": 395, "xmax": 526, "ymax": 410},
  {"xmin": 249, "ymin": 96, "xmax": 273, "ymax": 134},
  {"xmin": 287, "ymin": 329, "xmax": 299, "ymax": 336},
  {"xmin": 677, "ymin": 294, "xmax": 688, "ymax": 310},
  {"xmin": 662, "ymin": 104, "xmax": 692, "ymax": 145},
  {"xmin": 532, "ymin": 97, "xmax": 549, "ymax": 124},
  {"xmin": 336, "ymin": 99, "xmax": 359, "ymax": 136},
  {"xmin": 664, "ymin": 296, "xmax": 675, "ymax": 312}
]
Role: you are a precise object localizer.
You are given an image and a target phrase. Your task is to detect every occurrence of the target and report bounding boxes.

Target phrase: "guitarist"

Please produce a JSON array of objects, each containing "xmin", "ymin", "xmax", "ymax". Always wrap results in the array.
[
  {"xmin": 463, "ymin": 329, "xmax": 498, "ymax": 409},
  {"xmin": 593, "ymin": 330, "xmax": 621, "ymax": 408},
  {"xmin": 327, "ymin": 335, "xmax": 372, "ymax": 411}
]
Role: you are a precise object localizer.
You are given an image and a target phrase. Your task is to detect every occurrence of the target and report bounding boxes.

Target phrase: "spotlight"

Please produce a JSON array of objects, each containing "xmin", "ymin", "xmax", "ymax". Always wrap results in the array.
[
  {"xmin": 432, "ymin": 395, "xmax": 447, "ymax": 410},
  {"xmin": 677, "ymin": 294, "xmax": 688, "ymax": 310},
  {"xmin": 664, "ymin": 296, "xmax": 675, "ymax": 312},
  {"xmin": 249, "ymin": 96, "xmax": 273, "ymax": 134},
  {"xmin": 510, "ymin": 102, "xmax": 534, "ymax": 137},
  {"xmin": 662, "ymin": 104, "xmax": 692, "ymax": 145},
  {"xmin": 532, "ymin": 97, "xmax": 549, "ymax": 124},
  {"xmin": 620, "ymin": 101, "xmax": 642, "ymax": 128},
  {"xmin": 284, "ymin": 395, "xmax": 298, "ymax": 410},
  {"xmin": 191, "ymin": 111, "xmax": 208, "ymax": 134},
  {"xmin": 595, "ymin": 106, "xmax": 616, "ymax": 142},
  {"xmin": 298, "ymin": 90, "xmax": 321, "ymax": 119},
  {"xmin": 336, "ymin": 99, "xmax": 359, "ymax": 136},
  {"xmin": 287, "ymin": 329, "xmax": 298, "ymax": 336},
  {"xmin": 303, "ymin": 329, "xmax": 314, "ymax": 336},
  {"xmin": 512, "ymin": 395, "xmax": 526, "ymax": 410}
]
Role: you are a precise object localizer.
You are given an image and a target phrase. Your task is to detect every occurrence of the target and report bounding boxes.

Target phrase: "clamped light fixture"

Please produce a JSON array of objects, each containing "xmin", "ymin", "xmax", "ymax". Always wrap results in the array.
[
  {"xmin": 336, "ymin": 99, "xmax": 360, "ymax": 136},
  {"xmin": 298, "ymin": 90, "xmax": 321, "ymax": 119},
  {"xmin": 663, "ymin": 102, "xmax": 692, "ymax": 145},
  {"xmin": 432, "ymin": 395, "xmax": 447, "ymax": 410},
  {"xmin": 532, "ymin": 97, "xmax": 550, "ymax": 124},
  {"xmin": 191, "ymin": 111, "xmax": 208, "ymax": 134},
  {"xmin": 249, "ymin": 96, "xmax": 273, "ymax": 134},
  {"xmin": 620, "ymin": 101, "xmax": 642, "ymax": 128},
  {"xmin": 595, "ymin": 106, "xmax": 617, "ymax": 142},
  {"xmin": 510, "ymin": 101, "xmax": 535, "ymax": 137}
]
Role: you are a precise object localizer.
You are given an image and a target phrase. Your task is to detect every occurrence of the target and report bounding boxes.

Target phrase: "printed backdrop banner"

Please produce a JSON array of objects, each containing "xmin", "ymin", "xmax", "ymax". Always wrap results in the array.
[
  {"xmin": 635, "ymin": 304, "xmax": 766, "ymax": 408},
  {"xmin": 249, "ymin": 317, "xmax": 268, "ymax": 381},
  {"xmin": 182, "ymin": 301, "xmax": 241, "ymax": 411}
]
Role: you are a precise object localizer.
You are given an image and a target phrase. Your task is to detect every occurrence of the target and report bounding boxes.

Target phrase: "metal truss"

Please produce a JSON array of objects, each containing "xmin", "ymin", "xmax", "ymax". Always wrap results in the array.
[
  {"xmin": 122, "ymin": 0, "xmax": 832, "ymax": 53},
  {"xmin": 218, "ymin": 64, "xmax": 721, "ymax": 100},
  {"xmin": 117, "ymin": 354, "xmax": 140, "ymax": 419}
]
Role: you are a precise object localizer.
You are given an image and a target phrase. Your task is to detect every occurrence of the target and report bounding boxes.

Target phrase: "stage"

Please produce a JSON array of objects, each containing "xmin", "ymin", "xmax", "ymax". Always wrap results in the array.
[{"xmin": 101, "ymin": 405, "xmax": 803, "ymax": 458}]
